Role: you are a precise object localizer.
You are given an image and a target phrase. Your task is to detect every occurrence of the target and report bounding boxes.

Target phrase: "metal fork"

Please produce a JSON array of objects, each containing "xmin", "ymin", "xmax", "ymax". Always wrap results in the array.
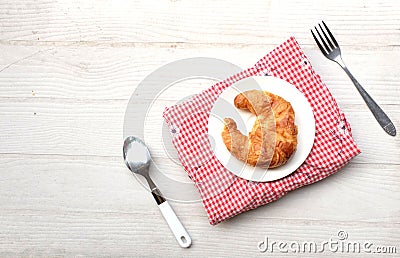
[{"xmin": 311, "ymin": 21, "xmax": 396, "ymax": 136}]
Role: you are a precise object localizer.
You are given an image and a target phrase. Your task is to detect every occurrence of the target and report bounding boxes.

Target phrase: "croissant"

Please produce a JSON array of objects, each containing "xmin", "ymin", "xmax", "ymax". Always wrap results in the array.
[{"xmin": 221, "ymin": 90, "xmax": 298, "ymax": 168}]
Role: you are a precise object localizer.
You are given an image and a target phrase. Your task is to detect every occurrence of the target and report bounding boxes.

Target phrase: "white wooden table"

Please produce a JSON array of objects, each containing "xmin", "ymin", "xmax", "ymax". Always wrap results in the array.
[{"xmin": 1, "ymin": 0, "xmax": 399, "ymax": 257}]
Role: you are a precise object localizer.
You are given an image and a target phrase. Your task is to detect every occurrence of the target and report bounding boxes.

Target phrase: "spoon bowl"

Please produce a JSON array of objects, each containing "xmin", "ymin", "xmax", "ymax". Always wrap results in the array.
[{"xmin": 123, "ymin": 136, "xmax": 151, "ymax": 177}]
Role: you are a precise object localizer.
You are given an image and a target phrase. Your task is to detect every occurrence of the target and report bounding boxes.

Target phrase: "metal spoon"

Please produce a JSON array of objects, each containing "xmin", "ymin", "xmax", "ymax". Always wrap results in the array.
[{"xmin": 123, "ymin": 136, "xmax": 191, "ymax": 248}]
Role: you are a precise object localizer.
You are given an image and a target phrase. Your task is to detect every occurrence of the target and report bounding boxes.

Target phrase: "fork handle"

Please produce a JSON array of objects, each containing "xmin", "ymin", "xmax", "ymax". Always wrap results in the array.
[{"xmin": 339, "ymin": 64, "xmax": 396, "ymax": 136}]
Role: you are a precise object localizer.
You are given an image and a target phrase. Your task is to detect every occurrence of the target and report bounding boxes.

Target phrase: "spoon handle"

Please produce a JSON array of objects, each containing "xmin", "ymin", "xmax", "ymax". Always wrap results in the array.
[
  {"xmin": 158, "ymin": 201, "xmax": 192, "ymax": 248},
  {"xmin": 150, "ymin": 187, "xmax": 165, "ymax": 205},
  {"xmin": 145, "ymin": 175, "xmax": 166, "ymax": 204}
]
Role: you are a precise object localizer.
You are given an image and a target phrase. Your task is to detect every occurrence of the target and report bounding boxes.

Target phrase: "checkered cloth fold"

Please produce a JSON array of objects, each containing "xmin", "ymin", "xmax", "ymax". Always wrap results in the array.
[{"xmin": 163, "ymin": 37, "xmax": 360, "ymax": 225}]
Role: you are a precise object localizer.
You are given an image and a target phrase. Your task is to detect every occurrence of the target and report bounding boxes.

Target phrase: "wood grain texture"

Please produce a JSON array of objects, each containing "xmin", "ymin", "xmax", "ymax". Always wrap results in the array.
[
  {"xmin": 0, "ymin": 99, "xmax": 398, "ymax": 163},
  {"xmin": 0, "ymin": 0, "xmax": 399, "ymax": 49},
  {"xmin": 0, "ymin": 46, "xmax": 399, "ymax": 104},
  {"xmin": 0, "ymin": 0, "xmax": 399, "ymax": 257},
  {"xmin": 0, "ymin": 156, "xmax": 399, "ymax": 256}
]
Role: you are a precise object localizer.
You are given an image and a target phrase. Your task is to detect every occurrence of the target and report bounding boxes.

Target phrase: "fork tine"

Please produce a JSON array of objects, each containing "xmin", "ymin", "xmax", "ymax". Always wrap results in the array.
[
  {"xmin": 319, "ymin": 24, "xmax": 334, "ymax": 49},
  {"xmin": 311, "ymin": 29, "xmax": 327, "ymax": 56},
  {"xmin": 315, "ymin": 26, "xmax": 331, "ymax": 52},
  {"xmin": 322, "ymin": 21, "xmax": 339, "ymax": 47}
]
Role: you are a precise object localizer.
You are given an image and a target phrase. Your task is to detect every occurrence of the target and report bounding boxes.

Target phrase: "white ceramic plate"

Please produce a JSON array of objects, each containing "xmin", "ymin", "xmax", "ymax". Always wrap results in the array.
[{"xmin": 208, "ymin": 76, "xmax": 315, "ymax": 182}]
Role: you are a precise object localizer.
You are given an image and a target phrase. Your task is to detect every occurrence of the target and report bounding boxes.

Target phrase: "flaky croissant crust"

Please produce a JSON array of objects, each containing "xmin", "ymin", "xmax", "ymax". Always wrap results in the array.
[{"xmin": 221, "ymin": 90, "xmax": 298, "ymax": 168}]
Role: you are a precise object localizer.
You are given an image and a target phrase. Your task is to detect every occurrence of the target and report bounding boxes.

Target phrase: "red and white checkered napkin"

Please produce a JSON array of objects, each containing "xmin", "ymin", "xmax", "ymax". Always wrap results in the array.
[{"xmin": 163, "ymin": 37, "xmax": 361, "ymax": 225}]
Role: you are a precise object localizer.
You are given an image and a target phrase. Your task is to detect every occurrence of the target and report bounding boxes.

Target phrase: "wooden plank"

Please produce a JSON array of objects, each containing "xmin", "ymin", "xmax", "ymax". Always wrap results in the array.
[
  {"xmin": 0, "ymin": 208, "xmax": 399, "ymax": 257},
  {"xmin": 0, "ymin": 0, "xmax": 399, "ymax": 49},
  {"xmin": 0, "ymin": 46, "xmax": 398, "ymax": 105},
  {"xmin": 0, "ymin": 154, "xmax": 400, "ymax": 224},
  {"xmin": 0, "ymin": 156, "xmax": 398, "ymax": 222},
  {"xmin": 0, "ymin": 98, "xmax": 398, "ymax": 163},
  {"xmin": 0, "ymin": 209, "xmax": 398, "ymax": 256}
]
